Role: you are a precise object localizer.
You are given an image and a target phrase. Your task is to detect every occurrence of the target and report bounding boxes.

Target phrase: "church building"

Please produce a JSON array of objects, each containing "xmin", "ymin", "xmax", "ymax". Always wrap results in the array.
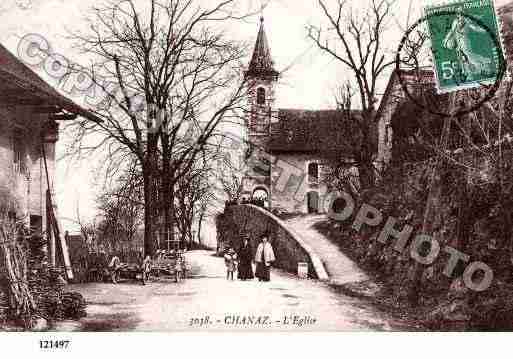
[{"xmin": 241, "ymin": 18, "xmax": 359, "ymax": 214}]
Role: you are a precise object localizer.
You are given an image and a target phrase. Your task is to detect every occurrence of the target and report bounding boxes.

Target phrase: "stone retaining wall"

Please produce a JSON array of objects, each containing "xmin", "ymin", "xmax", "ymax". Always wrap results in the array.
[{"xmin": 218, "ymin": 204, "xmax": 328, "ymax": 280}]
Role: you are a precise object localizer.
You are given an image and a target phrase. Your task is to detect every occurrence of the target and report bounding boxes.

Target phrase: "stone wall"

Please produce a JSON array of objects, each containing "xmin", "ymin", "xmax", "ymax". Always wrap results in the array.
[{"xmin": 217, "ymin": 204, "xmax": 328, "ymax": 280}]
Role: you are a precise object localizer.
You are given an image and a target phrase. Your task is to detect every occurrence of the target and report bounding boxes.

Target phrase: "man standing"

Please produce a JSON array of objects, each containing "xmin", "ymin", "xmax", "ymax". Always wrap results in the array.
[{"xmin": 255, "ymin": 234, "xmax": 275, "ymax": 282}]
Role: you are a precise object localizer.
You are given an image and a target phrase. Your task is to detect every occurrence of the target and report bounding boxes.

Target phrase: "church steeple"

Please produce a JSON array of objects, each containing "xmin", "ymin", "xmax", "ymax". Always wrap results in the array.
[
  {"xmin": 241, "ymin": 15, "xmax": 277, "ymax": 206},
  {"xmin": 246, "ymin": 17, "xmax": 279, "ymax": 79}
]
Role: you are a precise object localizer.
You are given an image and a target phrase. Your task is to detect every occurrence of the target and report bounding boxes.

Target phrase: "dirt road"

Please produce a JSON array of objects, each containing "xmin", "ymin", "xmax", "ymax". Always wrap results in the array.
[{"xmin": 52, "ymin": 250, "xmax": 415, "ymax": 331}]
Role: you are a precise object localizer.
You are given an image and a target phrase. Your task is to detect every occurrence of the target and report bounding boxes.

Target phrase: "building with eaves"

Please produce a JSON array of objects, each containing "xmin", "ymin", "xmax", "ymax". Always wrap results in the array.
[{"xmin": 0, "ymin": 42, "xmax": 98, "ymax": 276}]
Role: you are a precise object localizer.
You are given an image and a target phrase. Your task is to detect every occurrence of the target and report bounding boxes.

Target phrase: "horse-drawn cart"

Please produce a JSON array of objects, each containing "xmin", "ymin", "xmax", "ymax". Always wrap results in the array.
[
  {"xmin": 152, "ymin": 250, "xmax": 187, "ymax": 283},
  {"xmin": 106, "ymin": 261, "xmax": 145, "ymax": 284},
  {"xmin": 100, "ymin": 250, "xmax": 187, "ymax": 285},
  {"xmin": 110, "ymin": 263, "xmax": 145, "ymax": 284}
]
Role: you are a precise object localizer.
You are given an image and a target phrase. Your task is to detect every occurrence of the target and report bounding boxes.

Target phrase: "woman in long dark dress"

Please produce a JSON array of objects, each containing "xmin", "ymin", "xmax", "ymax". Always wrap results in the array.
[{"xmin": 237, "ymin": 237, "xmax": 254, "ymax": 280}]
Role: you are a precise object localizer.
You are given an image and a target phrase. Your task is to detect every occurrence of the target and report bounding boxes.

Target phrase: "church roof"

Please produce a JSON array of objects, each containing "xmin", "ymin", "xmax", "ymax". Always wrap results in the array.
[
  {"xmin": 268, "ymin": 109, "xmax": 371, "ymax": 154},
  {"xmin": 245, "ymin": 17, "xmax": 279, "ymax": 79}
]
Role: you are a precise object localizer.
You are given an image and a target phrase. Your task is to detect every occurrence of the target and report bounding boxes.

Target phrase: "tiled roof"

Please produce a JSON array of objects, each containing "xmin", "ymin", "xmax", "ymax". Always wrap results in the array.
[
  {"xmin": 245, "ymin": 17, "xmax": 279, "ymax": 79},
  {"xmin": 267, "ymin": 109, "xmax": 371, "ymax": 154},
  {"xmin": 0, "ymin": 42, "xmax": 99, "ymax": 122}
]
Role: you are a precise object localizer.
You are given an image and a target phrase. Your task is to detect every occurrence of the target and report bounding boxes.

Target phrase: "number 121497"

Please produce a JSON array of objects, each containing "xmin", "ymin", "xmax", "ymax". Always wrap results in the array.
[{"xmin": 39, "ymin": 340, "xmax": 70, "ymax": 349}]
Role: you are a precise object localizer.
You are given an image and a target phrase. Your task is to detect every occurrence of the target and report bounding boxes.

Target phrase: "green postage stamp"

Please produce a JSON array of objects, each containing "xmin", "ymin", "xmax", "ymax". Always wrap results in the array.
[{"xmin": 425, "ymin": 0, "xmax": 505, "ymax": 93}]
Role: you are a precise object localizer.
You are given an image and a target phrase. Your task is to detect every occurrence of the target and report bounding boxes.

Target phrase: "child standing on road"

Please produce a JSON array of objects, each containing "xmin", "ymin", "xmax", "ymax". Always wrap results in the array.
[{"xmin": 224, "ymin": 248, "xmax": 238, "ymax": 281}]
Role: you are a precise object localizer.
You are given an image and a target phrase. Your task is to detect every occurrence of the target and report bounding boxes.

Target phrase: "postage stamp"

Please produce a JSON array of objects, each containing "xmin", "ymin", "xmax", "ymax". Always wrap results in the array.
[{"xmin": 424, "ymin": 0, "xmax": 505, "ymax": 93}]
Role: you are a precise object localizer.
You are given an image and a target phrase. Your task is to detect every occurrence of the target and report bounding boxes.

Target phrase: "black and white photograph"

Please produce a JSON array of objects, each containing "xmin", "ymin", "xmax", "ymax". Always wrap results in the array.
[{"xmin": 0, "ymin": 0, "xmax": 513, "ymax": 346}]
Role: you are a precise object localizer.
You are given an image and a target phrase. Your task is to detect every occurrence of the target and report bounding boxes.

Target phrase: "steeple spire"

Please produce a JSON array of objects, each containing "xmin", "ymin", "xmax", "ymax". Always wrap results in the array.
[{"xmin": 245, "ymin": 16, "xmax": 279, "ymax": 79}]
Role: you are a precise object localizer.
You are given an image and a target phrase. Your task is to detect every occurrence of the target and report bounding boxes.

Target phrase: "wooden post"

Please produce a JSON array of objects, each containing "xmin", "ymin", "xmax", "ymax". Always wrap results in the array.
[
  {"xmin": 46, "ymin": 190, "xmax": 56, "ymax": 267},
  {"xmin": 50, "ymin": 203, "xmax": 74, "ymax": 280},
  {"xmin": 42, "ymin": 122, "xmax": 58, "ymax": 269}
]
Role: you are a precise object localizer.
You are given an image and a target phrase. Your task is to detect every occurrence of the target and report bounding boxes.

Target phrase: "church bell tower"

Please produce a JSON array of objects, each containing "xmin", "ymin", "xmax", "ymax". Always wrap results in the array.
[{"xmin": 241, "ymin": 16, "xmax": 279, "ymax": 202}]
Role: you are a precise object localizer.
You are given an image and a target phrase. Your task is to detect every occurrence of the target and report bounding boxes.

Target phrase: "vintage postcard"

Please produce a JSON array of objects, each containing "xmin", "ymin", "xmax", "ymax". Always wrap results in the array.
[{"xmin": 1, "ymin": 0, "xmax": 513, "ymax": 345}]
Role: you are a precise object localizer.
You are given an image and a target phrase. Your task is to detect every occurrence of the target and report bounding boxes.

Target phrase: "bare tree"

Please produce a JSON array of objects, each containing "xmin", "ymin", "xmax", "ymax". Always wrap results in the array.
[
  {"xmin": 174, "ymin": 150, "xmax": 218, "ymax": 248},
  {"xmin": 217, "ymin": 142, "xmax": 245, "ymax": 203},
  {"xmin": 320, "ymin": 81, "xmax": 361, "ymax": 198},
  {"xmin": 308, "ymin": 0, "xmax": 397, "ymax": 192},
  {"xmin": 66, "ymin": 0, "xmax": 252, "ymax": 256},
  {"xmin": 387, "ymin": 12, "xmax": 513, "ymax": 305},
  {"xmin": 96, "ymin": 162, "xmax": 144, "ymax": 253}
]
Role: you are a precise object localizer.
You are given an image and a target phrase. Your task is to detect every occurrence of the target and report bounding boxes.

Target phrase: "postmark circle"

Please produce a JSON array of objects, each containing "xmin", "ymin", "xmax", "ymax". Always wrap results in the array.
[{"xmin": 395, "ymin": 10, "xmax": 507, "ymax": 118}]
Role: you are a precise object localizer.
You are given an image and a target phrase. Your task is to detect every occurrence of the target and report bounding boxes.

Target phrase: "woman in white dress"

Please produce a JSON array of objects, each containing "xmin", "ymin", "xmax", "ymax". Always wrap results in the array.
[{"xmin": 255, "ymin": 235, "xmax": 275, "ymax": 282}]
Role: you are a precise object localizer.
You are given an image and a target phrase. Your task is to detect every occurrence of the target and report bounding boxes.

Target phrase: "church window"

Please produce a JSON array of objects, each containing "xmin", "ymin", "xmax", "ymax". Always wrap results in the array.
[
  {"xmin": 257, "ymin": 87, "xmax": 266, "ymax": 105},
  {"xmin": 385, "ymin": 124, "xmax": 392, "ymax": 145},
  {"xmin": 308, "ymin": 162, "xmax": 319, "ymax": 183}
]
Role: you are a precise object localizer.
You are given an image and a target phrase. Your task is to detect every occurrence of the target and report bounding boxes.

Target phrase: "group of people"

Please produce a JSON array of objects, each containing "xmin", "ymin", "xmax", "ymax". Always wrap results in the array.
[{"xmin": 224, "ymin": 234, "xmax": 275, "ymax": 282}]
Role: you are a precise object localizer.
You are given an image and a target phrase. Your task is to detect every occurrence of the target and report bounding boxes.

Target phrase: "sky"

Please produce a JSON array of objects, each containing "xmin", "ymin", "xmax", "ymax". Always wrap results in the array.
[{"xmin": 0, "ymin": 0, "xmax": 512, "ymax": 231}]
